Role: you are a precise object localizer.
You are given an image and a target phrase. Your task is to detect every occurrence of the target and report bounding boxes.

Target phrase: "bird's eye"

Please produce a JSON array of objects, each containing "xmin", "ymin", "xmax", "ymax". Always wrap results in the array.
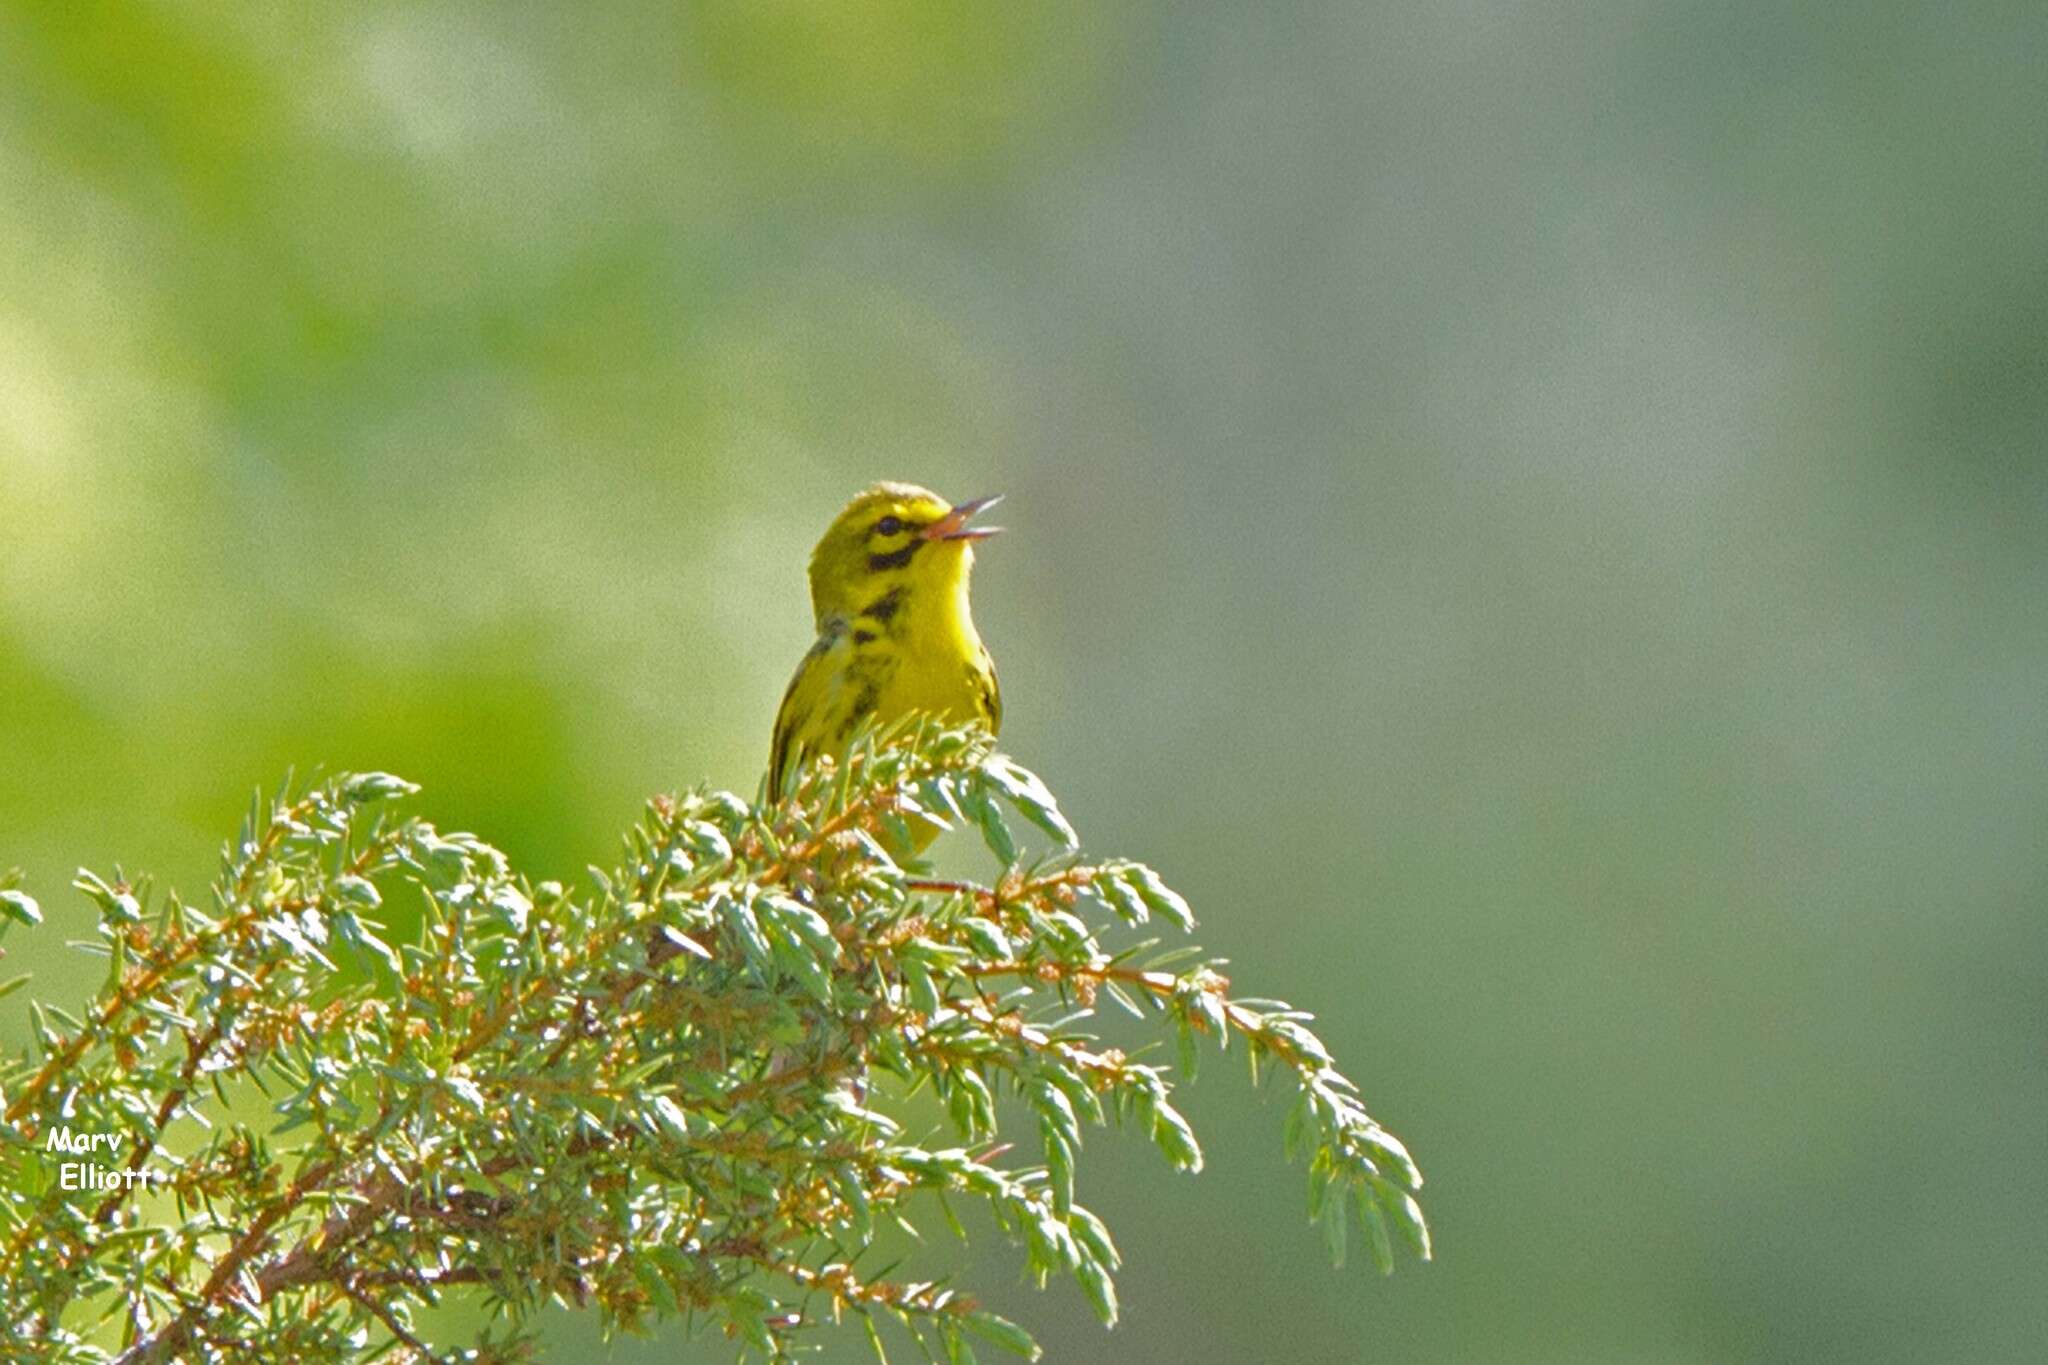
[{"xmin": 874, "ymin": 516, "xmax": 904, "ymax": 537}]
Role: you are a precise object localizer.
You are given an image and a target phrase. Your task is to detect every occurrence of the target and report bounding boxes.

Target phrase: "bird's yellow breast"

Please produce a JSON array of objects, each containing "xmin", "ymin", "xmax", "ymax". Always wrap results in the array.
[
  {"xmin": 769, "ymin": 576, "xmax": 1000, "ymax": 797},
  {"xmin": 868, "ymin": 579, "xmax": 997, "ymax": 725}
]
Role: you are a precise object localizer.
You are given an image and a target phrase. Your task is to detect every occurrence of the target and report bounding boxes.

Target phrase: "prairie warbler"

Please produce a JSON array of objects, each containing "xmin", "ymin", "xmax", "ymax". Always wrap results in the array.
[{"xmin": 769, "ymin": 483, "xmax": 1004, "ymax": 811}]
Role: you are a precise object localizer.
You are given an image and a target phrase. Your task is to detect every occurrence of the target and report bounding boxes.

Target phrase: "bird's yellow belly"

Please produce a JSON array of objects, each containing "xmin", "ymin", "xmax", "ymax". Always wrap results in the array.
[{"xmin": 872, "ymin": 645, "xmax": 984, "ymax": 726}]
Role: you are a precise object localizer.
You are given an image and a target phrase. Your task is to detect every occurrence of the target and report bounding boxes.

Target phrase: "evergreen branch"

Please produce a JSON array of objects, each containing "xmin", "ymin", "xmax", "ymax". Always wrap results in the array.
[{"xmin": 0, "ymin": 726, "xmax": 1426, "ymax": 1361}]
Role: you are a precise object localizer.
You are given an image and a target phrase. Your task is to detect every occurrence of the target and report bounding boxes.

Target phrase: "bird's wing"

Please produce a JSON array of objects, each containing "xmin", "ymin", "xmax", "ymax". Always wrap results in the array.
[
  {"xmin": 769, "ymin": 619, "xmax": 851, "ymax": 797},
  {"xmin": 975, "ymin": 650, "xmax": 1002, "ymax": 733}
]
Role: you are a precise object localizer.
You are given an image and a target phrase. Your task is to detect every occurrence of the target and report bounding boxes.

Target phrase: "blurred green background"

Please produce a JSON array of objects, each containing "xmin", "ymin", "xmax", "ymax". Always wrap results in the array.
[{"xmin": 4, "ymin": 2, "xmax": 2045, "ymax": 1360}]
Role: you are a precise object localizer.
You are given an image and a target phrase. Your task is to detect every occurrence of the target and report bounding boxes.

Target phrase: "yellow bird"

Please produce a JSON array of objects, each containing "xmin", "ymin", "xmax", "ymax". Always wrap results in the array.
[{"xmin": 769, "ymin": 482, "xmax": 1004, "ymax": 804}]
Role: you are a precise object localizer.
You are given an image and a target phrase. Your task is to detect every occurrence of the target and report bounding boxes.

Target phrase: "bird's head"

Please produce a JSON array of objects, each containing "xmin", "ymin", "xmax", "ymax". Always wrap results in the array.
[{"xmin": 807, "ymin": 482, "xmax": 1002, "ymax": 624}]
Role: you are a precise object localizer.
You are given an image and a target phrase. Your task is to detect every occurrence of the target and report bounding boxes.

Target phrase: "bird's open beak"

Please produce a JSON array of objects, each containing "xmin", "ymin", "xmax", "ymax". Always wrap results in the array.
[{"xmin": 922, "ymin": 493, "xmax": 1004, "ymax": 542}]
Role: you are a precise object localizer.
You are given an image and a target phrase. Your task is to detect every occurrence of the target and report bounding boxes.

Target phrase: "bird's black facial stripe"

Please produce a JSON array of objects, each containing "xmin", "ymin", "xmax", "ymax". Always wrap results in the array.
[
  {"xmin": 866, "ymin": 541, "xmax": 921, "ymax": 572},
  {"xmin": 859, "ymin": 587, "xmax": 904, "ymax": 622}
]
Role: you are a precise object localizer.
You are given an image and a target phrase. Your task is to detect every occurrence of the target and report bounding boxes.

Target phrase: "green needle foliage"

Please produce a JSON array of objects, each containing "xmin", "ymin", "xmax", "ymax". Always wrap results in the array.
[{"xmin": 0, "ymin": 722, "xmax": 1427, "ymax": 1363}]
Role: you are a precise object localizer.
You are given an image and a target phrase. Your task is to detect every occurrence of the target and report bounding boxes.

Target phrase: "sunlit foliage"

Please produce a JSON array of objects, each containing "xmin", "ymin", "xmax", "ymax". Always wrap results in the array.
[{"xmin": 0, "ymin": 723, "xmax": 1423, "ymax": 1362}]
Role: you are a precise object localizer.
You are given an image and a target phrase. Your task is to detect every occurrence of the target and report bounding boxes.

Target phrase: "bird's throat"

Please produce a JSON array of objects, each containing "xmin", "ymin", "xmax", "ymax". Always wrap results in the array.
[{"xmin": 847, "ymin": 552, "xmax": 978, "ymax": 654}]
